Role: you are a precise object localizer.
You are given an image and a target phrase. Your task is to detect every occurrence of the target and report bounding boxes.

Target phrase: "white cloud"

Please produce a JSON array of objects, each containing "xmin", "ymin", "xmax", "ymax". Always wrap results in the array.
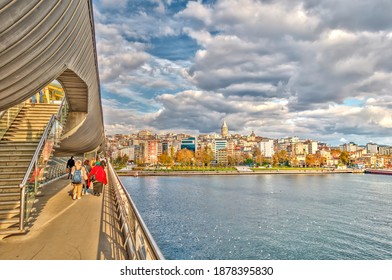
[{"xmin": 94, "ymin": 0, "xmax": 392, "ymax": 145}]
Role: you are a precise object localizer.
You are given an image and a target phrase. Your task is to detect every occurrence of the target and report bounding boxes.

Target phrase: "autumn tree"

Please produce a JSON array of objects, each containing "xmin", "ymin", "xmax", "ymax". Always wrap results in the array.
[
  {"xmin": 195, "ymin": 147, "xmax": 214, "ymax": 166},
  {"xmin": 273, "ymin": 150, "xmax": 290, "ymax": 167},
  {"xmin": 314, "ymin": 153, "xmax": 326, "ymax": 167},
  {"xmin": 253, "ymin": 148, "xmax": 264, "ymax": 166},
  {"xmin": 114, "ymin": 154, "xmax": 129, "ymax": 166},
  {"xmin": 158, "ymin": 151, "xmax": 173, "ymax": 166},
  {"xmin": 339, "ymin": 150, "xmax": 350, "ymax": 165},
  {"xmin": 305, "ymin": 154, "xmax": 315, "ymax": 167},
  {"xmin": 176, "ymin": 148, "xmax": 194, "ymax": 166}
]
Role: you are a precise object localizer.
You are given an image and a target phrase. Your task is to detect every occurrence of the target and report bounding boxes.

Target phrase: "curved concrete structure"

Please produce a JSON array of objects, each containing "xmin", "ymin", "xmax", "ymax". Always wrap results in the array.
[{"xmin": 0, "ymin": 0, "xmax": 104, "ymax": 155}]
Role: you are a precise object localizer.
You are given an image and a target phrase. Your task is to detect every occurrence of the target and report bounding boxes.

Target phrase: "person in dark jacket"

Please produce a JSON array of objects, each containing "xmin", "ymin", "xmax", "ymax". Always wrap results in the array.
[
  {"xmin": 82, "ymin": 159, "xmax": 92, "ymax": 195},
  {"xmin": 88, "ymin": 161, "xmax": 107, "ymax": 197},
  {"xmin": 66, "ymin": 156, "xmax": 75, "ymax": 179}
]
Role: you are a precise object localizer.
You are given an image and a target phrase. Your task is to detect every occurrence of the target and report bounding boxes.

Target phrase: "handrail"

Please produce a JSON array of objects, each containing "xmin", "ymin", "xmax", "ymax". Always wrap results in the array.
[
  {"xmin": 18, "ymin": 98, "xmax": 68, "ymax": 230},
  {"xmin": 19, "ymin": 115, "xmax": 56, "ymax": 188},
  {"xmin": 108, "ymin": 162, "xmax": 165, "ymax": 260},
  {"xmin": 19, "ymin": 115, "xmax": 56, "ymax": 230},
  {"xmin": 56, "ymin": 98, "xmax": 66, "ymax": 118}
]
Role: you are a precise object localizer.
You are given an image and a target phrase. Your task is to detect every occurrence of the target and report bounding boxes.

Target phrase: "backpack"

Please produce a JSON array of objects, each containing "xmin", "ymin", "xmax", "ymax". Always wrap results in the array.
[{"xmin": 73, "ymin": 168, "xmax": 82, "ymax": 183}]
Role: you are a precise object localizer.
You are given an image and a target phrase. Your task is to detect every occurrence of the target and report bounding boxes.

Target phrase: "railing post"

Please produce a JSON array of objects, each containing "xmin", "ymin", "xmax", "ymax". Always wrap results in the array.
[{"xmin": 19, "ymin": 184, "xmax": 25, "ymax": 231}]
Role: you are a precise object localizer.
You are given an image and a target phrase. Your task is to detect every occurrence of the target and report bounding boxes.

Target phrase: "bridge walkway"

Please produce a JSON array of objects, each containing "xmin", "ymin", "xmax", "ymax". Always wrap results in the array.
[{"xmin": 0, "ymin": 177, "xmax": 127, "ymax": 260}]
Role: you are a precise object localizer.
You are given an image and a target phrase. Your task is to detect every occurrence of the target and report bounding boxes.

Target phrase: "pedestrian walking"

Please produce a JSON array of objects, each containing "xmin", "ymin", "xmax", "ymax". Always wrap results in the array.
[
  {"xmin": 71, "ymin": 160, "xmax": 88, "ymax": 200},
  {"xmin": 88, "ymin": 161, "xmax": 107, "ymax": 197},
  {"xmin": 66, "ymin": 156, "xmax": 75, "ymax": 179},
  {"xmin": 82, "ymin": 159, "xmax": 92, "ymax": 195}
]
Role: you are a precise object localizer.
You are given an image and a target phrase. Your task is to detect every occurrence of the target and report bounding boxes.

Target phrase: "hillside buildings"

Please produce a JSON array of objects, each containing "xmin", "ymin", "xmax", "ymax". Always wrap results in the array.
[{"xmin": 107, "ymin": 121, "xmax": 392, "ymax": 168}]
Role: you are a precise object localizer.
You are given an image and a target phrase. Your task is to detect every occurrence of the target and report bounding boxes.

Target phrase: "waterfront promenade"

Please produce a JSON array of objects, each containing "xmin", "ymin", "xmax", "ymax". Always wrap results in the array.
[
  {"xmin": 117, "ymin": 168, "xmax": 364, "ymax": 177},
  {"xmin": 0, "ymin": 178, "xmax": 127, "ymax": 260}
]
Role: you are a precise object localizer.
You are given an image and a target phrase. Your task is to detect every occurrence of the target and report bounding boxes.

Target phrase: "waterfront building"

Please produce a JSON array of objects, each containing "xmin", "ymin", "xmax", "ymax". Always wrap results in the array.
[
  {"xmin": 259, "ymin": 139, "xmax": 275, "ymax": 158},
  {"xmin": 227, "ymin": 140, "xmax": 236, "ymax": 157},
  {"xmin": 216, "ymin": 149, "xmax": 228, "ymax": 165},
  {"xmin": 162, "ymin": 142, "xmax": 169, "ymax": 154},
  {"xmin": 181, "ymin": 137, "xmax": 197, "ymax": 152},
  {"xmin": 340, "ymin": 142, "xmax": 359, "ymax": 152},
  {"xmin": 118, "ymin": 146, "xmax": 134, "ymax": 160},
  {"xmin": 146, "ymin": 140, "xmax": 158, "ymax": 164},
  {"xmin": 221, "ymin": 120, "xmax": 229, "ymax": 138},
  {"xmin": 378, "ymin": 145, "xmax": 392, "ymax": 155},
  {"xmin": 307, "ymin": 140, "xmax": 319, "ymax": 154},
  {"xmin": 294, "ymin": 142, "xmax": 308, "ymax": 156},
  {"xmin": 366, "ymin": 142, "xmax": 378, "ymax": 154},
  {"xmin": 214, "ymin": 139, "xmax": 227, "ymax": 161}
]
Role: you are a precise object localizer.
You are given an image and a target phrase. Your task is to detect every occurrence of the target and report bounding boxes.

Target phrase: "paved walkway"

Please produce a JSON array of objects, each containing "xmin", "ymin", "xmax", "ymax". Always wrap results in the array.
[{"xmin": 0, "ymin": 178, "xmax": 127, "ymax": 260}]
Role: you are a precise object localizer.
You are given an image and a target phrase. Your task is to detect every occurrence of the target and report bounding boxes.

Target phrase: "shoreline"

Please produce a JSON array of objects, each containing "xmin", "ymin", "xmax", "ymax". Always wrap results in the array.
[{"xmin": 117, "ymin": 169, "xmax": 365, "ymax": 177}]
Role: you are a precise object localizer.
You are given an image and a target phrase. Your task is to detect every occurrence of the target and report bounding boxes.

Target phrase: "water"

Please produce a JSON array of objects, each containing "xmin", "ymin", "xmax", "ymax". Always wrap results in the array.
[{"xmin": 121, "ymin": 174, "xmax": 392, "ymax": 260}]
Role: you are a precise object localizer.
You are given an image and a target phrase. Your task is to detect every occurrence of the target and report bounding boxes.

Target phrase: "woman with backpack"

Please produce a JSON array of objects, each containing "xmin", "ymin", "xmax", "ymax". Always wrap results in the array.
[
  {"xmin": 88, "ymin": 161, "xmax": 107, "ymax": 197},
  {"xmin": 71, "ymin": 160, "xmax": 88, "ymax": 200}
]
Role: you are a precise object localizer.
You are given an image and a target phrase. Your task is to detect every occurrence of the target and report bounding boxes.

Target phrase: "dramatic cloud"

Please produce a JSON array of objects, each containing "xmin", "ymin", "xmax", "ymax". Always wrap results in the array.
[{"xmin": 93, "ymin": 0, "xmax": 392, "ymax": 145}]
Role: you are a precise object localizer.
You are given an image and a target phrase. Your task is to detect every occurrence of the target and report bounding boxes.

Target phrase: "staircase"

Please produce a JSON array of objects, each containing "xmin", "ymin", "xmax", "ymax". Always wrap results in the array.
[{"xmin": 0, "ymin": 103, "xmax": 60, "ymax": 234}]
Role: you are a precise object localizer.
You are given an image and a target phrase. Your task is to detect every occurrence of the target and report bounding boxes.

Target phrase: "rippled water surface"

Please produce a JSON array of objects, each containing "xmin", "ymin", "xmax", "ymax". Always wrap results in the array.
[{"xmin": 121, "ymin": 174, "xmax": 392, "ymax": 260}]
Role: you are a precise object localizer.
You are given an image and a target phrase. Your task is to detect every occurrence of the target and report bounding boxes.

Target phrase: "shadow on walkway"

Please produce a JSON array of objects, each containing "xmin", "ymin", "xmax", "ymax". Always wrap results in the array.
[{"xmin": 0, "ymin": 177, "xmax": 127, "ymax": 260}]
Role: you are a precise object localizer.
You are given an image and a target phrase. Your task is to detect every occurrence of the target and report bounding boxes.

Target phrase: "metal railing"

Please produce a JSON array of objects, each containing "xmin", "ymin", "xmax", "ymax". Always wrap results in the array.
[
  {"xmin": 19, "ymin": 99, "xmax": 68, "ymax": 230},
  {"xmin": 107, "ymin": 162, "xmax": 165, "ymax": 260}
]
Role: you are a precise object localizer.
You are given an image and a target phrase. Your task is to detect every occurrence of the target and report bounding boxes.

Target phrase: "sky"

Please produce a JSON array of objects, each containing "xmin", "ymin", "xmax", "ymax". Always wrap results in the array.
[{"xmin": 92, "ymin": 0, "xmax": 392, "ymax": 146}]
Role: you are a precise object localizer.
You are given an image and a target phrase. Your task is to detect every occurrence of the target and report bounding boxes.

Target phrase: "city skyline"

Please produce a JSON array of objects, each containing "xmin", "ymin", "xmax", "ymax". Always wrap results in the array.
[
  {"xmin": 93, "ymin": 0, "xmax": 392, "ymax": 146},
  {"xmin": 107, "ymin": 120, "xmax": 392, "ymax": 148}
]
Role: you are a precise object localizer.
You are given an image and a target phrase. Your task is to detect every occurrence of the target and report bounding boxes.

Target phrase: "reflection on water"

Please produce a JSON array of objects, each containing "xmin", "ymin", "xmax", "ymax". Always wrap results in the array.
[{"xmin": 122, "ymin": 174, "xmax": 392, "ymax": 260}]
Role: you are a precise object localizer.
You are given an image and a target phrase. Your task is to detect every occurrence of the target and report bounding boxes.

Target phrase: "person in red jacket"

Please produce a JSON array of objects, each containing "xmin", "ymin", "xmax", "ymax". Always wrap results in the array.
[{"xmin": 88, "ymin": 161, "xmax": 107, "ymax": 196}]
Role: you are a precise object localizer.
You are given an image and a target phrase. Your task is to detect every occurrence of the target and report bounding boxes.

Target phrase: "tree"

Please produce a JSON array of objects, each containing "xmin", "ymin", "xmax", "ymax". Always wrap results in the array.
[
  {"xmin": 339, "ymin": 151, "xmax": 350, "ymax": 165},
  {"xmin": 176, "ymin": 148, "xmax": 194, "ymax": 166},
  {"xmin": 170, "ymin": 146, "xmax": 175, "ymax": 159},
  {"xmin": 114, "ymin": 154, "xmax": 129, "ymax": 166},
  {"xmin": 273, "ymin": 150, "xmax": 290, "ymax": 167},
  {"xmin": 305, "ymin": 154, "xmax": 315, "ymax": 167},
  {"xmin": 254, "ymin": 147, "xmax": 264, "ymax": 166},
  {"xmin": 245, "ymin": 158, "xmax": 254, "ymax": 166},
  {"xmin": 195, "ymin": 147, "xmax": 214, "ymax": 166},
  {"xmin": 158, "ymin": 151, "xmax": 172, "ymax": 166},
  {"xmin": 314, "ymin": 153, "xmax": 326, "ymax": 167}
]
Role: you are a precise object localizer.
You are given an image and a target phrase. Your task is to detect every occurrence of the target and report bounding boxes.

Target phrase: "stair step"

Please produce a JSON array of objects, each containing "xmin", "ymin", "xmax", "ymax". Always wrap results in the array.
[
  {"xmin": 0, "ymin": 186, "xmax": 22, "ymax": 190},
  {"xmin": 0, "ymin": 172, "xmax": 26, "ymax": 178},
  {"xmin": 1, "ymin": 136, "xmax": 41, "ymax": 141},
  {"xmin": 13, "ymin": 118, "xmax": 51, "ymax": 122},
  {"xmin": 0, "ymin": 159, "xmax": 31, "ymax": 164},
  {"xmin": 0, "ymin": 148, "xmax": 36, "ymax": 153},
  {"xmin": 0, "ymin": 201, "xmax": 20, "ymax": 206},
  {"xmin": 0, "ymin": 165, "xmax": 27, "ymax": 170},
  {"xmin": 0, "ymin": 192, "xmax": 20, "ymax": 196},
  {"xmin": 0, "ymin": 218, "xmax": 19, "ymax": 229},
  {"xmin": 0, "ymin": 141, "xmax": 39, "ymax": 145},
  {"xmin": 0, "ymin": 199, "xmax": 20, "ymax": 206},
  {"xmin": 6, "ymin": 128, "xmax": 46, "ymax": 132},
  {"xmin": 0, "ymin": 202, "xmax": 20, "ymax": 211},
  {"xmin": 0, "ymin": 228, "xmax": 26, "ymax": 237},
  {"xmin": 0, "ymin": 180, "xmax": 21, "ymax": 186},
  {"xmin": 0, "ymin": 209, "xmax": 19, "ymax": 215}
]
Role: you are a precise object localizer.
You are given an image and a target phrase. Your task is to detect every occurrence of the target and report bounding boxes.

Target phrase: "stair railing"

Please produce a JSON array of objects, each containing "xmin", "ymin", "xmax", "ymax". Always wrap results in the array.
[
  {"xmin": 107, "ymin": 162, "xmax": 165, "ymax": 260},
  {"xmin": 18, "ymin": 99, "xmax": 68, "ymax": 230}
]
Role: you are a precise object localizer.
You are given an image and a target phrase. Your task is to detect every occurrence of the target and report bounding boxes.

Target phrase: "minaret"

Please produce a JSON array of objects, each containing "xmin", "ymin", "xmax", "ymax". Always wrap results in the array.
[{"xmin": 221, "ymin": 120, "xmax": 228, "ymax": 138}]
